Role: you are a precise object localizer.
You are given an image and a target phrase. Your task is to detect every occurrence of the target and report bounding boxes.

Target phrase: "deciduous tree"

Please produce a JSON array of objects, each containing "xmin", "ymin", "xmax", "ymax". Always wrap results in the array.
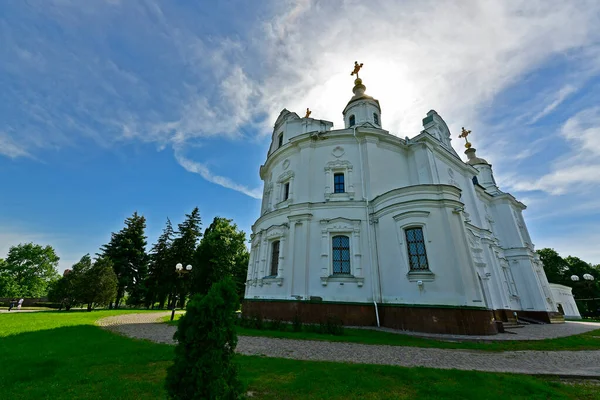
[
  {"xmin": 0, "ymin": 243, "xmax": 60, "ymax": 297},
  {"xmin": 192, "ymin": 217, "xmax": 248, "ymax": 300}
]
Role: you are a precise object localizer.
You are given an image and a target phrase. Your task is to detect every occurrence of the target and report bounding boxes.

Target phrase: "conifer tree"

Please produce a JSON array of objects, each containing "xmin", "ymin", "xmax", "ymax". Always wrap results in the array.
[
  {"xmin": 165, "ymin": 277, "xmax": 244, "ymax": 399},
  {"xmin": 99, "ymin": 212, "xmax": 148, "ymax": 307},
  {"xmin": 146, "ymin": 218, "xmax": 176, "ymax": 308},
  {"xmin": 170, "ymin": 207, "xmax": 202, "ymax": 307}
]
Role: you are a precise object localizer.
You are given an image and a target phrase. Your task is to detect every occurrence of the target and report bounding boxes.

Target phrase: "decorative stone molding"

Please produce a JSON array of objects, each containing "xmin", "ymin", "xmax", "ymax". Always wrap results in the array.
[
  {"xmin": 332, "ymin": 146, "xmax": 345, "ymax": 158},
  {"xmin": 394, "ymin": 211, "xmax": 435, "ymax": 280},
  {"xmin": 256, "ymin": 223, "xmax": 290, "ymax": 281},
  {"xmin": 275, "ymin": 170, "xmax": 295, "ymax": 207},
  {"xmin": 282, "ymin": 159, "xmax": 290, "ymax": 170},
  {"xmin": 319, "ymin": 218, "xmax": 363, "ymax": 286},
  {"xmin": 467, "ymin": 230, "xmax": 486, "ymax": 268},
  {"xmin": 324, "ymin": 160, "xmax": 355, "ymax": 201}
]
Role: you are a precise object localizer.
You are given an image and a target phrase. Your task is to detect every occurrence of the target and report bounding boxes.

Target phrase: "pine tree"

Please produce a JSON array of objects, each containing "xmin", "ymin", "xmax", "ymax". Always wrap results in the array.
[
  {"xmin": 170, "ymin": 207, "xmax": 202, "ymax": 308},
  {"xmin": 165, "ymin": 278, "xmax": 244, "ymax": 399},
  {"xmin": 99, "ymin": 212, "xmax": 149, "ymax": 308},
  {"xmin": 146, "ymin": 218, "xmax": 176, "ymax": 308},
  {"xmin": 192, "ymin": 217, "xmax": 248, "ymax": 299}
]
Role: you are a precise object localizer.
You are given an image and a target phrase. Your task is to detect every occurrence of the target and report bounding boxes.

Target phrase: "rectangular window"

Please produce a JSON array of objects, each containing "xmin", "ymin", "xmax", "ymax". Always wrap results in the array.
[
  {"xmin": 332, "ymin": 235, "xmax": 351, "ymax": 274},
  {"xmin": 270, "ymin": 240, "xmax": 280, "ymax": 276},
  {"xmin": 373, "ymin": 113, "xmax": 379, "ymax": 125},
  {"xmin": 334, "ymin": 173, "xmax": 345, "ymax": 193},
  {"xmin": 405, "ymin": 227, "xmax": 429, "ymax": 271},
  {"xmin": 283, "ymin": 182, "xmax": 290, "ymax": 201},
  {"xmin": 278, "ymin": 133, "xmax": 284, "ymax": 148}
]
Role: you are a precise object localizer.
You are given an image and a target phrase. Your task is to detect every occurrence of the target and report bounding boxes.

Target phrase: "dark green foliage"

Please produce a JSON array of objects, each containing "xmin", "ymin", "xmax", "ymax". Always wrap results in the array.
[
  {"xmin": 48, "ymin": 273, "xmax": 78, "ymax": 310},
  {"xmin": 170, "ymin": 208, "xmax": 202, "ymax": 308},
  {"xmin": 266, "ymin": 318, "xmax": 287, "ymax": 332},
  {"xmin": 166, "ymin": 278, "xmax": 244, "ymax": 400},
  {"xmin": 145, "ymin": 218, "xmax": 176, "ymax": 309},
  {"xmin": 237, "ymin": 313, "xmax": 344, "ymax": 336},
  {"xmin": 192, "ymin": 217, "xmax": 248, "ymax": 301},
  {"xmin": 292, "ymin": 313, "xmax": 303, "ymax": 332},
  {"xmin": 99, "ymin": 212, "xmax": 149, "ymax": 307},
  {"xmin": 48, "ymin": 255, "xmax": 117, "ymax": 311},
  {"xmin": 0, "ymin": 243, "xmax": 60, "ymax": 297},
  {"xmin": 537, "ymin": 248, "xmax": 600, "ymax": 316}
]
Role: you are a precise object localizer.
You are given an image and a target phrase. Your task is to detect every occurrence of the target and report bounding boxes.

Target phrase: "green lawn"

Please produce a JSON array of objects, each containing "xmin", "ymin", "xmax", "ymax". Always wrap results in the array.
[
  {"xmin": 1, "ymin": 311, "xmax": 599, "ymax": 400},
  {"xmin": 164, "ymin": 314, "xmax": 600, "ymax": 352}
]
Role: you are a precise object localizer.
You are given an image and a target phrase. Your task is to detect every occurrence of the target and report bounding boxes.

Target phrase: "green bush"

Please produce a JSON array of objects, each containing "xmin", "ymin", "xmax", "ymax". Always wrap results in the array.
[
  {"xmin": 165, "ymin": 278, "xmax": 244, "ymax": 400},
  {"xmin": 267, "ymin": 318, "xmax": 287, "ymax": 332},
  {"xmin": 292, "ymin": 313, "xmax": 303, "ymax": 332}
]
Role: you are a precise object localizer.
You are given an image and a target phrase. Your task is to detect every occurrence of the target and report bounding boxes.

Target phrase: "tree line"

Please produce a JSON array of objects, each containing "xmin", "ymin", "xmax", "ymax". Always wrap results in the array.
[
  {"xmin": 0, "ymin": 207, "xmax": 249, "ymax": 310},
  {"xmin": 538, "ymin": 248, "xmax": 600, "ymax": 316}
]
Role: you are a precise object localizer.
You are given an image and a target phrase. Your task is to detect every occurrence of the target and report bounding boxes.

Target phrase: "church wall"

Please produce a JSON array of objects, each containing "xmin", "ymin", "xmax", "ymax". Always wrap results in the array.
[
  {"xmin": 363, "ymin": 140, "xmax": 411, "ymax": 198},
  {"xmin": 374, "ymin": 206, "xmax": 485, "ymax": 307}
]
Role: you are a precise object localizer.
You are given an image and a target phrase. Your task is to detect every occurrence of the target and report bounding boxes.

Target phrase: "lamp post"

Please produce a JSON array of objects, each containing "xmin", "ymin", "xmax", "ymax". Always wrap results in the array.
[
  {"xmin": 571, "ymin": 273, "xmax": 595, "ymax": 316},
  {"xmin": 171, "ymin": 263, "xmax": 192, "ymax": 321}
]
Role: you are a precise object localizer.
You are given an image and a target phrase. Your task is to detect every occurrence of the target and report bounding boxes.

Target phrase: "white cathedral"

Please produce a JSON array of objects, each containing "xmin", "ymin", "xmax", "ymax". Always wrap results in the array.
[{"xmin": 243, "ymin": 63, "xmax": 564, "ymax": 335}]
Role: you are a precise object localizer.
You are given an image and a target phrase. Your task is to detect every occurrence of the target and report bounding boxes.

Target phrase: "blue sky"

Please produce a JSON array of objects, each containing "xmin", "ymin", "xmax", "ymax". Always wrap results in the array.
[{"xmin": 1, "ymin": 0, "xmax": 600, "ymax": 271}]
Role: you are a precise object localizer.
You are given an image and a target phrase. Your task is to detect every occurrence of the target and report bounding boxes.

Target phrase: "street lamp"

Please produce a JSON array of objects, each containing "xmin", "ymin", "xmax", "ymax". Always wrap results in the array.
[
  {"xmin": 571, "ymin": 273, "xmax": 596, "ymax": 317},
  {"xmin": 571, "ymin": 274, "xmax": 595, "ymax": 282},
  {"xmin": 171, "ymin": 263, "xmax": 192, "ymax": 321}
]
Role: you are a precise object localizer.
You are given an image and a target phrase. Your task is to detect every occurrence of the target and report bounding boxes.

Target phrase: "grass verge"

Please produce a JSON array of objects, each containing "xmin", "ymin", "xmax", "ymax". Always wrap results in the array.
[
  {"xmin": 2, "ymin": 311, "xmax": 599, "ymax": 399},
  {"xmin": 162, "ymin": 314, "xmax": 600, "ymax": 352}
]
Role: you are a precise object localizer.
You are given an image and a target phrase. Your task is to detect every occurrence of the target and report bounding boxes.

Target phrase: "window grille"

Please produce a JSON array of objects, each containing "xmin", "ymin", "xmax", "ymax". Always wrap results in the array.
[
  {"xmin": 405, "ymin": 228, "xmax": 429, "ymax": 270},
  {"xmin": 332, "ymin": 235, "xmax": 351, "ymax": 274}
]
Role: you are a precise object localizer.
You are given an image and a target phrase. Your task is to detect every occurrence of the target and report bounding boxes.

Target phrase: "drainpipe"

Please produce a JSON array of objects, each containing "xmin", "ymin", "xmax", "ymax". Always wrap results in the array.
[{"xmin": 353, "ymin": 125, "xmax": 380, "ymax": 327}]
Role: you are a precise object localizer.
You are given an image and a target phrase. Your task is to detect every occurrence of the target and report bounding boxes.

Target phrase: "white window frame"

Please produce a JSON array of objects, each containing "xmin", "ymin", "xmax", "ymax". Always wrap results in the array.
[
  {"xmin": 257, "ymin": 224, "xmax": 288, "ymax": 286},
  {"xmin": 394, "ymin": 211, "xmax": 435, "ymax": 281},
  {"xmin": 319, "ymin": 218, "xmax": 364, "ymax": 287},
  {"xmin": 324, "ymin": 160, "xmax": 355, "ymax": 201},
  {"xmin": 275, "ymin": 170, "xmax": 294, "ymax": 208}
]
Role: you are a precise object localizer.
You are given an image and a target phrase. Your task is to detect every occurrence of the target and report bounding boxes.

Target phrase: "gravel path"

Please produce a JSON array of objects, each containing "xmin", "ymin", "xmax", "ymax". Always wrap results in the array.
[{"xmin": 97, "ymin": 312, "xmax": 600, "ymax": 377}]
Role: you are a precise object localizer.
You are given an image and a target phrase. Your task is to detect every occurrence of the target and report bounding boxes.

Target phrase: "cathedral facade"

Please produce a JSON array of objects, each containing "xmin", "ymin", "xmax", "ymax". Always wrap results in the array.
[{"xmin": 243, "ymin": 66, "xmax": 562, "ymax": 335}]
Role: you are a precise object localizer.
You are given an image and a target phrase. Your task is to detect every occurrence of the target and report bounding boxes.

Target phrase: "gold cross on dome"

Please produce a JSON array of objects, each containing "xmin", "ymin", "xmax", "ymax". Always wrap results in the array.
[
  {"xmin": 459, "ymin": 127, "xmax": 472, "ymax": 148},
  {"xmin": 351, "ymin": 61, "xmax": 364, "ymax": 79},
  {"xmin": 305, "ymin": 108, "xmax": 311, "ymax": 118}
]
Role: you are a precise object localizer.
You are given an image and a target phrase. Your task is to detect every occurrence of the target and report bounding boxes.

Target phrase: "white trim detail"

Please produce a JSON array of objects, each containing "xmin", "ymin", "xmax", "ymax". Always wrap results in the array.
[
  {"xmin": 324, "ymin": 160, "xmax": 355, "ymax": 201},
  {"xmin": 319, "ymin": 218, "xmax": 364, "ymax": 287}
]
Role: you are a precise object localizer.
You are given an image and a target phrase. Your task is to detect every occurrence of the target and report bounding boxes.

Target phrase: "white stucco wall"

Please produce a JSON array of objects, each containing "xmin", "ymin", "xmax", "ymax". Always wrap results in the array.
[
  {"xmin": 549, "ymin": 283, "xmax": 581, "ymax": 319},
  {"xmin": 246, "ymin": 94, "xmax": 557, "ymax": 317}
]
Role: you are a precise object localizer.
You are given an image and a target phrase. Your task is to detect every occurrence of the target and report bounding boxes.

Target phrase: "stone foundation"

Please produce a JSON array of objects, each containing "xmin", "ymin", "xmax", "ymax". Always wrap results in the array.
[{"xmin": 242, "ymin": 299, "xmax": 498, "ymax": 335}]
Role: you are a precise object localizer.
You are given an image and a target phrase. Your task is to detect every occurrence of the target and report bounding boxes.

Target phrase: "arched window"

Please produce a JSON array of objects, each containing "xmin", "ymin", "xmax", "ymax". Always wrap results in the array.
[
  {"xmin": 349, "ymin": 115, "xmax": 355, "ymax": 127},
  {"xmin": 373, "ymin": 113, "xmax": 379, "ymax": 126},
  {"xmin": 405, "ymin": 228, "xmax": 429, "ymax": 271},
  {"xmin": 278, "ymin": 133, "xmax": 284, "ymax": 148},
  {"xmin": 270, "ymin": 240, "xmax": 280, "ymax": 276},
  {"xmin": 332, "ymin": 235, "xmax": 351, "ymax": 274},
  {"xmin": 472, "ymin": 176, "xmax": 479, "ymax": 185}
]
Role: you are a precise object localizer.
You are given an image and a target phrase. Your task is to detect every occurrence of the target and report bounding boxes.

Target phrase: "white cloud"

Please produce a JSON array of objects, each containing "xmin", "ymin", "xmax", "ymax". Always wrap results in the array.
[
  {"xmin": 509, "ymin": 107, "xmax": 600, "ymax": 195},
  {"xmin": 529, "ymin": 84, "xmax": 577, "ymax": 124},
  {"xmin": 2, "ymin": 0, "xmax": 600, "ymax": 199},
  {"xmin": 0, "ymin": 132, "xmax": 31, "ymax": 158},
  {"xmin": 174, "ymin": 151, "xmax": 262, "ymax": 199}
]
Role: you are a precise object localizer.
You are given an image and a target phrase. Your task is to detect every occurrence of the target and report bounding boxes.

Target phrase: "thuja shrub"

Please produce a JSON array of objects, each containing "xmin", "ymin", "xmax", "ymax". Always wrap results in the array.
[{"xmin": 165, "ymin": 278, "xmax": 245, "ymax": 400}]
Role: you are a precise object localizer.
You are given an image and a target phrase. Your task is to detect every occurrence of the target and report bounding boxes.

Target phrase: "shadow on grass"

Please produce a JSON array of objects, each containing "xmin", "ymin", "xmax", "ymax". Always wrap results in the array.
[{"xmin": 0, "ymin": 323, "xmax": 598, "ymax": 400}]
